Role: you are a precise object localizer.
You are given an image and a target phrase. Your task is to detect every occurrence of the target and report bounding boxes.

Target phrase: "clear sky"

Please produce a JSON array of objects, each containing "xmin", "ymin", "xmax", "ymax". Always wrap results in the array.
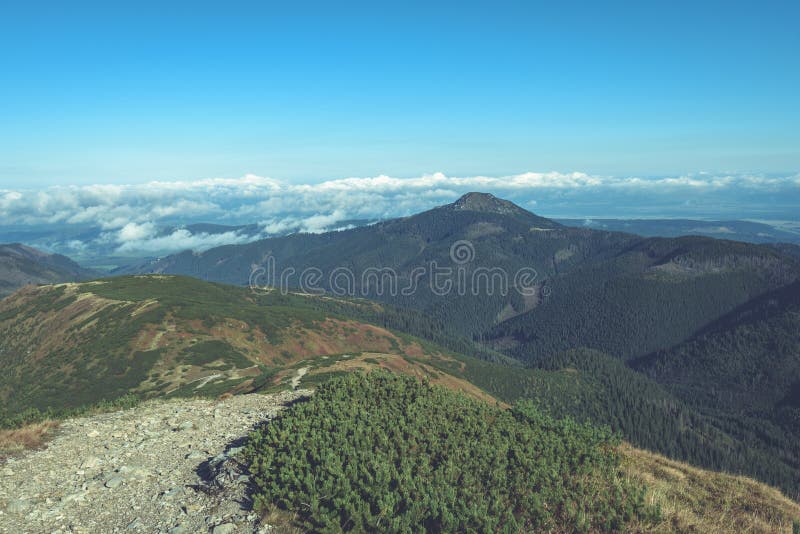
[{"xmin": 0, "ymin": 0, "xmax": 798, "ymax": 186}]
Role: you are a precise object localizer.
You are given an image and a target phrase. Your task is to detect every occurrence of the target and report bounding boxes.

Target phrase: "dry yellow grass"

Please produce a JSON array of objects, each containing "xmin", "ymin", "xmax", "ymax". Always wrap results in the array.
[
  {"xmin": 621, "ymin": 443, "xmax": 800, "ymax": 533},
  {"xmin": 0, "ymin": 420, "xmax": 59, "ymax": 456}
]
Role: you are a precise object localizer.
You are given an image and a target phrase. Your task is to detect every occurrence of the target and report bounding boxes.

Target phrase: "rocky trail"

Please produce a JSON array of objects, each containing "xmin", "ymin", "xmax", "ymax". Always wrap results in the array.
[
  {"xmin": 290, "ymin": 367, "xmax": 309, "ymax": 390},
  {"xmin": 0, "ymin": 390, "xmax": 310, "ymax": 534}
]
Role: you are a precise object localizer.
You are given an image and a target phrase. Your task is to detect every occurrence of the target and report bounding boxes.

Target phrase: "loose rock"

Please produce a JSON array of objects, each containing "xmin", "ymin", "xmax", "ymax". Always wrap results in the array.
[
  {"xmin": 0, "ymin": 390, "xmax": 309, "ymax": 533},
  {"xmin": 5, "ymin": 498, "xmax": 31, "ymax": 513},
  {"xmin": 176, "ymin": 421, "xmax": 195, "ymax": 431},
  {"xmin": 105, "ymin": 476, "xmax": 125, "ymax": 489},
  {"xmin": 213, "ymin": 523, "xmax": 236, "ymax": 534}
]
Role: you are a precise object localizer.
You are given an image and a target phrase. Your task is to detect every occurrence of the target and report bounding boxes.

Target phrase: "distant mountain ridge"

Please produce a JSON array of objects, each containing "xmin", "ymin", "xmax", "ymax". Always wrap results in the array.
[
  {"xmin": 125, "ymin": 193, "xmax": 800, "ymax": 353},
  {"xmin": 557, "ymin": 217, "xmax": 800, "ymax": 245},
  {"xmin": 0, "ymin": 243, "xmax": 95, "ymax": 298},
  {"xmin": 118, "ymin": 193, "xmax": 616, "ymax": 334}
]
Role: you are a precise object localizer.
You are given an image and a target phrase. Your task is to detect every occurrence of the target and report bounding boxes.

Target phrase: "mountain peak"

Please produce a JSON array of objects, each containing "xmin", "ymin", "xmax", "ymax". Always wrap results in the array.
[{"xmin": 450, "ymin": 192, "xmax": 526, "ymax": 215}]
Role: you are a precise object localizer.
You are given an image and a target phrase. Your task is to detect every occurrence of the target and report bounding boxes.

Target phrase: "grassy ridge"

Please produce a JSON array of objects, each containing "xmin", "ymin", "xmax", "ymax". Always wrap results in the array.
[
  {"xmin": 0, "ymin": 276, "xmax": 492, "ymax": 420},
  {"xmin": 622, "ymin": 444, "xmax": 800, "ymax": 533}
]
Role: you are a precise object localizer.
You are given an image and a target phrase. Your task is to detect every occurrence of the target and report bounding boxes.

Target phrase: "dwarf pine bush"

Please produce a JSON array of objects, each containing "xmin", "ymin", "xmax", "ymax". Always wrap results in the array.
[{"xmin": 244, "ymin": 372, "xmax": 658, "ymax": 532}]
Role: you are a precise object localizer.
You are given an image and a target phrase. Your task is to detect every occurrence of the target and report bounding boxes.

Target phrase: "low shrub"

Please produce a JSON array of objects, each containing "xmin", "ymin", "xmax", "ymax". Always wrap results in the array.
[{"xmin": 245, "ymin": 372, "xmax": 659, "ymax": 532}]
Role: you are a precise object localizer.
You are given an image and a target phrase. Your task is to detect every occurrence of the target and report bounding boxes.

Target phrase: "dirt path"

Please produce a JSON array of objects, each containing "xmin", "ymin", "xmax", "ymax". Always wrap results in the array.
[
  {"xmin": 0, "ymin": 390, "xmax": 310, "ymax": 533},
  {"xmin": 290, "ymin": 366, "xmax": 309, "ymax": 390}
]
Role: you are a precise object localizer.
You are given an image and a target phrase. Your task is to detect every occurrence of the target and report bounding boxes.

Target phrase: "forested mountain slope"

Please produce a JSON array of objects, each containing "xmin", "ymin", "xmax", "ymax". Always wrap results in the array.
[
  {"xmin": 628, "ymin": 280, "xmax": 800, "ymax": 494},
  {"xmin": 633, "ymin": 279, "xmax": 800, "ymax": 415},
  {"xmin": 127, "ymin": 193, "xmax": 800, "ymax": 363},
  {"xmin": 461, "ymin": 346, "xmax": 800, "ymax": 498},
  {"xmin": 486, "ymin": 236, "xmax": 798, "ymax": 362}
]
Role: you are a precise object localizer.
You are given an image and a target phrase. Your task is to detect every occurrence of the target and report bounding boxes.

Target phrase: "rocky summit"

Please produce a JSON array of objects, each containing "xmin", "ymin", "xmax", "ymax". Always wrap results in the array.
[{"xmin": 0, "ymin": 390, "xmax": 309, "ymax": 534}]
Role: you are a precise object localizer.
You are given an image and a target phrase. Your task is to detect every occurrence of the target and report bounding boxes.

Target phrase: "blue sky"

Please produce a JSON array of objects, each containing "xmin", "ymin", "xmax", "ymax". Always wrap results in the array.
[{"xmin": 1, "ymin": 1, "xmax": 798, "ymax": 187}]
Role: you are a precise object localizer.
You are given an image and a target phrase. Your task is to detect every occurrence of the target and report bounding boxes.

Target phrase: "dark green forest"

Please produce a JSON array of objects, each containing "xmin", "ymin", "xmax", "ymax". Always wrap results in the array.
[{"xmin": 447, "ymin": 349, "xmax": 800, "ymax": 498}]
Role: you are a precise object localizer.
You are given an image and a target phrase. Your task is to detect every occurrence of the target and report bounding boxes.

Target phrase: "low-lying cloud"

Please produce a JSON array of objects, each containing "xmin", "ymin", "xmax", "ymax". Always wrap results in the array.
[
  {"xmin": 1, "ymin": 171, "xmax": 798, "ymax": 257},
  {"xmin": 113, "ymin": 226, "xmax": 260, "ymax": 254}
]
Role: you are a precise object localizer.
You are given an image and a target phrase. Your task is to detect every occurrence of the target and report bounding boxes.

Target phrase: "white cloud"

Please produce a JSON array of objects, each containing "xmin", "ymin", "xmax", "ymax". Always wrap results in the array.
[
  {"xmin": 114, "ymin": 228, "xmax": 260, "ymax": 254},
  {"xmin": 1, "ymin": 171, "xmax": 798, "ymax": 256},
  {"xmin": 65, "ymin": 239, "xmax": 88, "ymax": 251},
  {"xmin": 118, "ymin": 222, "xmax": 156, "ymax": 241}
]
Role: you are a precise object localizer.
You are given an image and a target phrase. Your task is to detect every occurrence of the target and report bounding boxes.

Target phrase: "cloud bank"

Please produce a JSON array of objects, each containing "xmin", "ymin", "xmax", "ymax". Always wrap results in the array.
[{"xmin": 1, "ymin": 171, "xmax": 798, "ymax": 257}]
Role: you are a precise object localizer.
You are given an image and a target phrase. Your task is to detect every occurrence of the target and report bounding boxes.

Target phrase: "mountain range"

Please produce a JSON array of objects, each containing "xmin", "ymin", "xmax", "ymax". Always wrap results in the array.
[
  {"xmin": 0, "ymin": 243, "xmax": 95, "ymax": 298},
  {"xmin": 2, "ymin": 193, "xmax": 800, "ymax": 500},
  {"xmin": 557, "ymin": 217, "xmax": 800, "ymax": 245},
  {"xmin": 124, "ymin": 193, "xmax": 799, "ymax": 358}
]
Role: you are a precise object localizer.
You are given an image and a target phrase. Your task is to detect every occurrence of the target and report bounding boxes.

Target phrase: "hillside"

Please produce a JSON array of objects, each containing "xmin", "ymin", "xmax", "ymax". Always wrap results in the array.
[
  {"xmin": 629, "ymin": 280, "xmax": 800, "ymax": 493},
  {"xmin": 2, "ymin": 378, "xmax": 799, "ymax": 533},
  {"xmin": 619, "ymin": 443, "xmax": 800, "ymax": 533},
  {"xmin": 0, "ymin": 275, "xmax": 493, "ymax": 419},
  {"xmin": 3, "ymin": 274, "xmax": 800, "ymax": 500},
  {"xmin": 1, "ymin": 273, "xmax": 799, "ymax": 528},
  {"xmin": 245, "ymin": 372, "xmax": 659, "ymax": 532},
  {"xmin": 486, "ymin": 235, "xmax": 799, "ymax": 362},
  {"xmin": 458, "ymin": 347, "xmax": 800, "ymax": 499},
  {"xmin": 126, "ymin": 193, "xmax": 800, "ymax": 361},
  {"xmin": 0, "ymin": 243, "xmax": 95, "ymax": 298}
]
